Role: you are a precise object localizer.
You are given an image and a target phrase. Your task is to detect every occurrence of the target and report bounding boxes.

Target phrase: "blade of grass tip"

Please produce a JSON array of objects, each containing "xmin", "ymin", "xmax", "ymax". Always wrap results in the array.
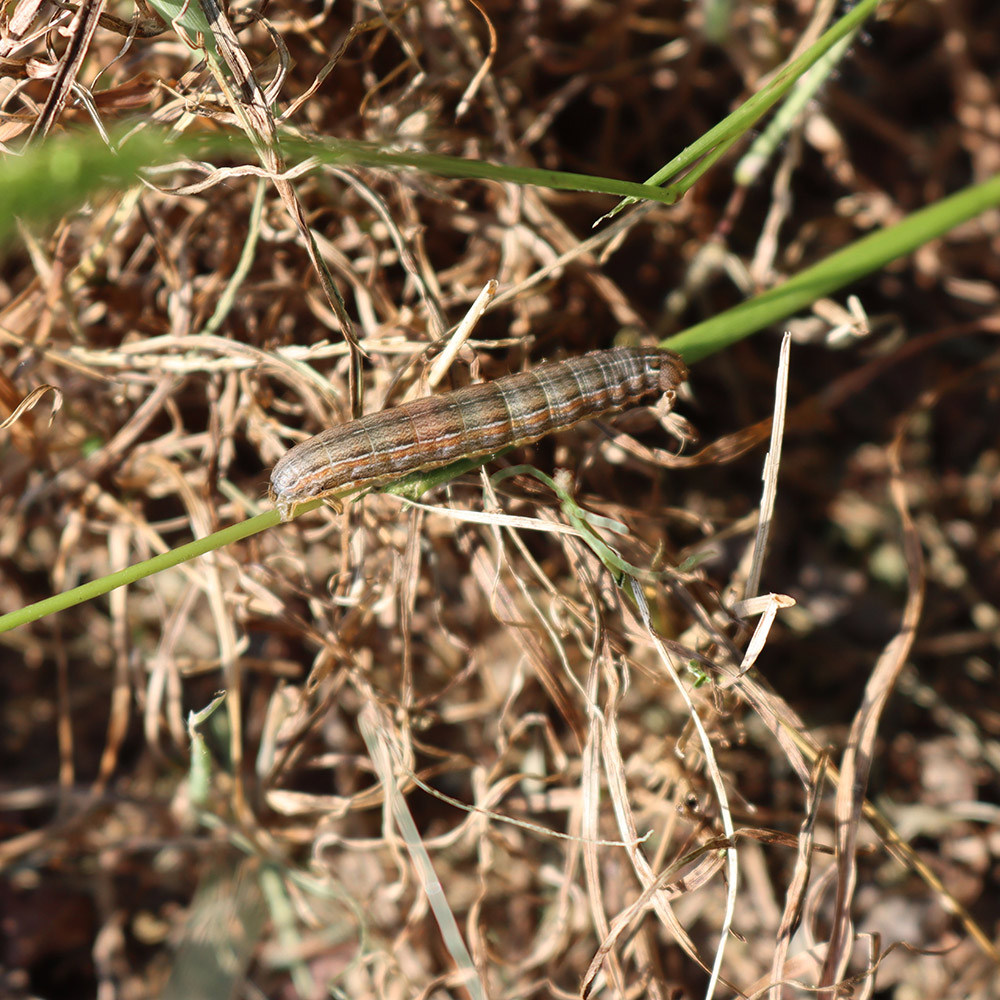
[
  {"xmin": 490, "ymin": 464, "xmax": 686, "ymax": 587},
  {"xmin": 187, "ymin": 692, "xmax": 227, "ymax": 806},
  {"xmin": 742, "ymin": 332, "xmax": 791, "ymax": 602},
  {"xmin": 425, "ymin": 279, "xmax": 498, "ymax": 390},
  {"xmin": 359, "ymin": 704, "xmax": 487, "ymax": 1000},
  {"xmin": 664, "ymin": 171, "xmax": 1000, "ymax": 363}
]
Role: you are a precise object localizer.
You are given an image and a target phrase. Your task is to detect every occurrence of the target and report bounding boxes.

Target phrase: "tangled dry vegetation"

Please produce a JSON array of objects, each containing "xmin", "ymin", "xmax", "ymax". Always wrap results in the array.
[{"xmin": 1, "ymin": 1, "xmax": 999, "ymax": 998}]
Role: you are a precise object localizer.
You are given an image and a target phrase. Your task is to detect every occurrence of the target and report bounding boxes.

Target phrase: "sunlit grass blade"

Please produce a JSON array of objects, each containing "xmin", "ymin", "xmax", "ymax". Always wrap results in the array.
[{"xmin": 665, "ymin": 171, "xmax": 1000, "ymax": 363}]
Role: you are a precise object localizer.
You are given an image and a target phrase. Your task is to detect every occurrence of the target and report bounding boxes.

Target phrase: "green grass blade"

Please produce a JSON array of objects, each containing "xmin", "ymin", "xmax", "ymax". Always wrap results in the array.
[
  {"xmin": 0, "ymin": 130, "xmax": 175, "ymax": 244},
  {"xmin": 665, "ymin": 170, "xmax": 1000, "ymax": 363},
  {"xmin": 0, "ymin": 509, "xmax": 280, "ymax": 634},
  {"xmin": 602, "ymin": 0, "xmax": 884, "ymax": 216},
  {"xmin": 0, "ymin": 128, "xmax": 689, "ymax": 256}
]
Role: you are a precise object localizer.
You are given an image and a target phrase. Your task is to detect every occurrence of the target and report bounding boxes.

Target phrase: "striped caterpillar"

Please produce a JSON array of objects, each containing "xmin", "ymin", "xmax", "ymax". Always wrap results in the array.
[{"xmin": 269, "ymin": 346, "xmax": 688, "ymax": 520}]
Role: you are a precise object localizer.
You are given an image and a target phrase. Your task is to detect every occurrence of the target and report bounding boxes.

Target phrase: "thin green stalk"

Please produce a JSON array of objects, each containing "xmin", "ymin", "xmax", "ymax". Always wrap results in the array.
[{"xmin": 0, "ymin": 508, "xmax": 281, "ymax": 633}]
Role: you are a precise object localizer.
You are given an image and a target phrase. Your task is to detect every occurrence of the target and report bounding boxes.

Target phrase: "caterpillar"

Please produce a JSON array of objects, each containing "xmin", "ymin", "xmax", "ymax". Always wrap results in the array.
[{"xmin": 269, "ymin": 346, "xmax": 687, "ymax": 520}]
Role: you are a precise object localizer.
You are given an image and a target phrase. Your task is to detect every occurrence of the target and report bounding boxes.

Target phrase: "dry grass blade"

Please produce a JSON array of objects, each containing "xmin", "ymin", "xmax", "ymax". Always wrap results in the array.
[
  {"xmin": 769, "ymin": 751, "xmax": 830, "ymax": 1000},
  {"xmin": 820, "ymin": 407, "xmax": 926, "ymax": 991},
  {"xmin": 631, "ymin": 579, "xmax": 739, "ymax": 1000},
  {"xmin": 0, "ymin": 383, "xmax": 61, "ymax": 429},
  {"xmin": 359, "ymin": 700, "xmax": 487, "ymax": 1000},
  {"xmin": 742, "ymin": 332, "xmax": 791, "ymax": 602},
  {"xmin": 28, "ymin": 0, "xmax": 105, "ymax": 141}
]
